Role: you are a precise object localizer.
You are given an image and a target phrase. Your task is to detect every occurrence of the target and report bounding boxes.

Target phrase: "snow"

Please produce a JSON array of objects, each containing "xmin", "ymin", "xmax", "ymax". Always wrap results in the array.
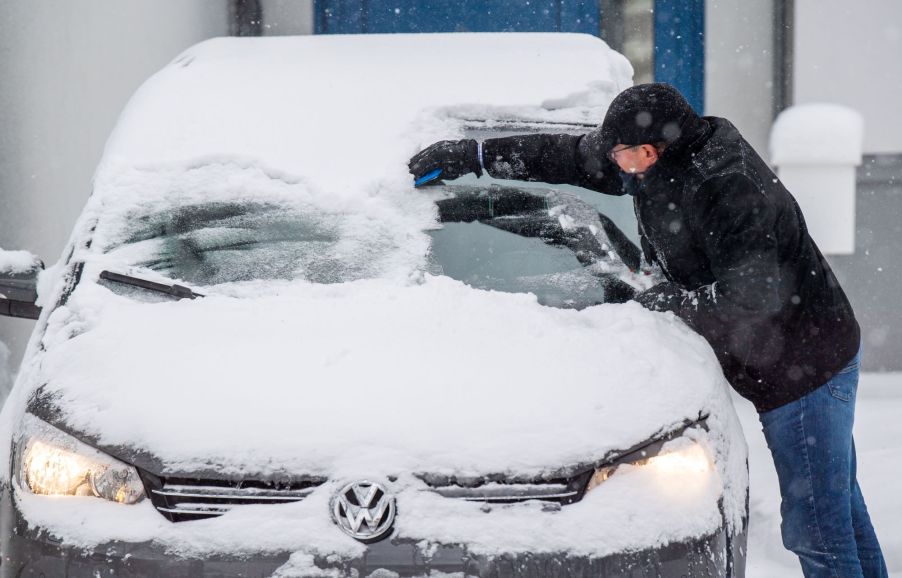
[
  {"xmin": 86, "ymin": 162, "xmax": 437, "ymax": 287},
  {"xmin": 770, "ymin": 103, "xmax": 864, "ymax": 165},
  {"xmin": 770, "ymin": 104, "xmax": 862, "ymax": 254},
  {"xmin": 14, "ymin": 479, "xmax": 365, "ymax": 559},
  {"xmin": 34, "ymin": 276, "xmax": 728, "ymax": 479},
  {"xmin": 98, "ymin": 33, "xmax": 632, "ymax": 195},
  {"xmin": 0, "ymin": 248, "xmax": 40, "ymax": 274},
  {"xmin": 393, "ymin": 434, "xmax": 723, "ymax": 558}
]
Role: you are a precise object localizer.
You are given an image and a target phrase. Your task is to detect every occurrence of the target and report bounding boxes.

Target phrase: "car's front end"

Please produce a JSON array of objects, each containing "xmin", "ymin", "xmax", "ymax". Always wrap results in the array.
[
  {"xmin": 3, "ymin": 407, "xmax": 746, "ymax": 577},
  {"xmin": 0, "ymin": 240, "xmax": 748, "ymax": 576}
]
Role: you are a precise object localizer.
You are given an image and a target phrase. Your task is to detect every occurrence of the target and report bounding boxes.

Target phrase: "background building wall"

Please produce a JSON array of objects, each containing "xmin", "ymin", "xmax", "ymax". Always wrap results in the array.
[
  {"xmin": 0, "ymin": 0, "xmax": 230, "ymax": 365},
  {"xmin": 260, "ymin": 0, "xmax": 314, "ymax": 35},
  {"xmin": 789, "ymin": 0, "xmax": 901, "ymax": 369},
  {"xmin": 794, "ymin": 0, "xmax": 902, "ymax": 154},
  {"xmin": 704, "ymin": 0, "xmax": 775, "ymax": 160},
  {"xmin": 830, "ymin": 156, "xmax": 902, "ymax": 371}
]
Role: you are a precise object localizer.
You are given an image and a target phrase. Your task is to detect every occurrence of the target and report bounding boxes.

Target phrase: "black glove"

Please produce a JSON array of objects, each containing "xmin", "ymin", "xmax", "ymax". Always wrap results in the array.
[
  {"xmin": 408, "ymin": 139, "xmax": 483, "ymax": 185},
  {"xmin": 634, "ymin": 282, "xmax": 684, "ymax": 313},
  {"xmin": 597, "ymin": 274, "xmax": 637, "ymax": 304}
]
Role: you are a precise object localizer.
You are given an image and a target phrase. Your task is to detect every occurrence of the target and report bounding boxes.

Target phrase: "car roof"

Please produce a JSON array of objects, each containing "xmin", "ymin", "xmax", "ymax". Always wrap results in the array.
[{"xmin": 96, "ymin": 33, "xmax": 632, "ymax": 194}]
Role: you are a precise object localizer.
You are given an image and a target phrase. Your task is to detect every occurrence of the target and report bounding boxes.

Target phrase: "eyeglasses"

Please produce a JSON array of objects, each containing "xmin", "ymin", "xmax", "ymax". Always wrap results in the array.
[{"xmin": 606, "ymin": 144, "xmax": 643, "ymax": 162}]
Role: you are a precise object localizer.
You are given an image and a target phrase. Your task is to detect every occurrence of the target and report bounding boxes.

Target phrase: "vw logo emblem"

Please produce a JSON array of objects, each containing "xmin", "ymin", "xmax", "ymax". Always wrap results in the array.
[{"xmin": 331, "ymin": 480, "xmax": 396, "ymax": 543}]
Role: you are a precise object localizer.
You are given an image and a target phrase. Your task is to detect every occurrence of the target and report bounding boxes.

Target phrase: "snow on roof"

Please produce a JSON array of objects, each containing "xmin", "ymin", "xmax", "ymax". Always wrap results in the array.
[
  {"xmin": 98, "ymin": 33, "xmax": 632, "ymax": 192},
  {"xmin": 770, "ymin": 103, "xmax": 864, "ymax": 165}
]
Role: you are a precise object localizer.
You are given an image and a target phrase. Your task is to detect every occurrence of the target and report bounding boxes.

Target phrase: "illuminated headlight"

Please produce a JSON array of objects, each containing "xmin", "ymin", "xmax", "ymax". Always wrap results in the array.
[
  {"xmin": 15, "ymin": 416, "xmax": 146, "ymax": 504},
  {"xmin": 585, "ymin": 436, "xmax": 713, "ymax": 494}
]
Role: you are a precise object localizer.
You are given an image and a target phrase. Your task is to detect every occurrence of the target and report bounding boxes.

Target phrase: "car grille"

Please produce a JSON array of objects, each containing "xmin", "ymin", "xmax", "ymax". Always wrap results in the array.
[
  {"xmin": 431, "ymin": 482, "xmax": 577, "ymax": 503},
  {"xmin": 147, "ymin": 477, "xmax": 324, "ymax": 522},
  {"xmin": 147, "ymin": 471, "xmax": 592, "ymax": 522},
  {"xmin": 423, "ymin": 471, "xmax": 592, "ymax": 506}
]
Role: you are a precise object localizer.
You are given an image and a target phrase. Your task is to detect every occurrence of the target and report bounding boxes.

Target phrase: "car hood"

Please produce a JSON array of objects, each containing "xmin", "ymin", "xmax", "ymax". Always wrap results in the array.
[{"xmin": 32, "ymin": 275, "xmax": 728, "ymax": 479}]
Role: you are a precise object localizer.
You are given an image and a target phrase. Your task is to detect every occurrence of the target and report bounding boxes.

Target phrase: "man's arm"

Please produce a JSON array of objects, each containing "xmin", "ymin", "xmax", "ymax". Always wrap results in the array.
[
  {"xmin": 408, "ymin": 130, "xmax": 625, "ymax": 196},
  {"xmin": 482, "ymin": 133, "xmax": 625, "ymax": 195},
  {"xmin": 676, "ymin": 174, "xmax": 783, "ymax": 335}
]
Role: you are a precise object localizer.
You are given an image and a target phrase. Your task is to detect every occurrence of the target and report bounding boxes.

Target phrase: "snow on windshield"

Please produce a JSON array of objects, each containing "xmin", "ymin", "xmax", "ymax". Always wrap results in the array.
[
  {"xmin": 88, "ymin": 163, "xmax": 436, "ymax": 287},
  {"xmin": 107, "ymin": 200, "xmax": 362, "ymax": 286}
]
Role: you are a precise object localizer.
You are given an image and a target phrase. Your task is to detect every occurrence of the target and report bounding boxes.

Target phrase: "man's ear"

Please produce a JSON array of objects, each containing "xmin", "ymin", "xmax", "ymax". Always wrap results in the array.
[{"xmin": 642, "ymin": 144, "xmax": 659, "ymax": 162}]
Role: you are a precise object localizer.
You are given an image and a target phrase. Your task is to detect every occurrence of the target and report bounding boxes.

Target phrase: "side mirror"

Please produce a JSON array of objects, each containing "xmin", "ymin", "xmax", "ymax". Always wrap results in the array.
[{"xmin": 0, "ymin": 251, "xmax": 44, "ymax": 320}]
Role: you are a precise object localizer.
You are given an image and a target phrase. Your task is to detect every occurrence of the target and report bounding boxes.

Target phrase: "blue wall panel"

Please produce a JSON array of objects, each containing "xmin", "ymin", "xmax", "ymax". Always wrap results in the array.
[
  {"xmin": 315, "ymin": 1, "xmax": 598, "ymax": 35},
  {"xmin": 653, "ymin": 0, "xmax": 705, "ymax": 114}
]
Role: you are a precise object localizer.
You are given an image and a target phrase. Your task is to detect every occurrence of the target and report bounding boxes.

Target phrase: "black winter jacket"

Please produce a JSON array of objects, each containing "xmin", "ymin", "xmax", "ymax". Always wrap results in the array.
[{"xmin": 481, "ymin": 116, "xmax": 860, "ymax": 412}]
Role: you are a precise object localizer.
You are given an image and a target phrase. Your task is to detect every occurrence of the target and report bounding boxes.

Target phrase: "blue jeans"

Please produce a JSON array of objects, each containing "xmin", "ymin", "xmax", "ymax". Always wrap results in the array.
[{"xmin": 758, "ymin": 349, "xmax": 888, "ymax": 577}]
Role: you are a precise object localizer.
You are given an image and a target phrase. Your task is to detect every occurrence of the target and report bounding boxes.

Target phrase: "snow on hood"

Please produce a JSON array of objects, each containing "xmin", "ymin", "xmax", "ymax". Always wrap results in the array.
[
  {"xmin": 97, "ymin": 33, "xmax": 632, "ymax": 194},
  {"xmin": 35, "ymin": 275, "xmax": 725, "ymax": 478}
]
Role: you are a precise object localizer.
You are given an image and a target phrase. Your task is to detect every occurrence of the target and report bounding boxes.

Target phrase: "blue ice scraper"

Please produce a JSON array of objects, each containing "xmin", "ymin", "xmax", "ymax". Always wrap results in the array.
[{"xmin": 415, "ymin": 168, "xmax": 443, "ymax": 187}]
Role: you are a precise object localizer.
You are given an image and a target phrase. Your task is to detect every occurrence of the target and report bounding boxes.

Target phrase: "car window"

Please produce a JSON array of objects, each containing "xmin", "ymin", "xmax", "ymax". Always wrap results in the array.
[
  {"xmin": 428, "ymin": 222, "xmax": 606, "ymax": 309},
  {"xmin": 427, "ymin": 185, "xmax": 638, "ymax": 309},
  {"xmin": 461, "ymin": 125, "xmax": 640, "ymax": 247},
  {"xmin": 511, "ymin": 180, "xmax": 640, "ymax": 247}
]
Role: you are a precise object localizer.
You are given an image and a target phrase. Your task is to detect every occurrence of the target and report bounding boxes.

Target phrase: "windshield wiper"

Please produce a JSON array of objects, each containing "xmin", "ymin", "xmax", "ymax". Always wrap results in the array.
[{"xmin": 99, "ymin": 270, "xmax": 204, "ymax": 300}]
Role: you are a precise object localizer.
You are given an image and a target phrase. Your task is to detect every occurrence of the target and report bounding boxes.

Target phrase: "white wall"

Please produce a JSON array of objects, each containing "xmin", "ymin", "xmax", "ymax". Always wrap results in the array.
[
  {"xmin": 0, "ymin": 1, "xmax": 229, "ymax": 364},
  {"xmin": 261, "ymin": 0, "xmax": 314, "ymax": 35},
  {"xmin": 704, "ymin": 0, "xmax": 776, "ymax": 160},
  {"xmin": 794, "ymin": 0, "xmax": 902, "ymax": 154}
]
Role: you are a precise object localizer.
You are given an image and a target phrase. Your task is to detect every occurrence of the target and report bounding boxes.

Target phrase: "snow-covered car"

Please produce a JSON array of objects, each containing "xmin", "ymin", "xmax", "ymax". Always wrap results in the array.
[{"xmin": 0, "ymin": 34, "xmax": 748, "ymax": 577}]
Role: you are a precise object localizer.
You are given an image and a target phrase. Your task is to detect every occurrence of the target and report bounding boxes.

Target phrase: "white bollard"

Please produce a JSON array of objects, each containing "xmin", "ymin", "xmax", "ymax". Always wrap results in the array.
[{"xmin": 769, "ymin": 104, "xmax": 863, "ymax": 255}]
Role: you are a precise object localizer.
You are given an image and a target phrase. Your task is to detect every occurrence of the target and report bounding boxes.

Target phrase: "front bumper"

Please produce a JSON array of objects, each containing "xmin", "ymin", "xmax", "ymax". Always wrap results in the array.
[{"xmin": 1, "ymin": 486, "xmax": 747, "ymax": 578}]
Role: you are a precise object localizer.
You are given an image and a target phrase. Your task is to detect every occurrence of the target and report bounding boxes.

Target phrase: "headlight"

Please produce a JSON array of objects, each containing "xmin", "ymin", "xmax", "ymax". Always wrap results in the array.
[
  {"xmin": 15, "ymin": 416, "xmax": 146, "ymax": 504},
  {"xmin": 585, "ymin": 435, "xmax": 712, "ymax": 494}
]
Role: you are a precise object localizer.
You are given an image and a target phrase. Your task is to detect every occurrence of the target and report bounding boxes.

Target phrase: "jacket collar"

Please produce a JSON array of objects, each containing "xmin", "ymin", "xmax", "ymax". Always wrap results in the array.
[{"xmin": 656, "ymin": 116, "xmax": 712, "ymax": 168}]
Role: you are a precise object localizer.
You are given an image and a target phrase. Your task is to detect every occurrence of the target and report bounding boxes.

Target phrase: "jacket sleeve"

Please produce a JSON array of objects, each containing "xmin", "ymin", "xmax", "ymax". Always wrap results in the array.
[
  {"xmin": 677, "ymin": 174, "xmax": 783, "ymax": 335},
  {"xmin": 481, "ymin": 133, "xmax": 625, "ymax": 196}
]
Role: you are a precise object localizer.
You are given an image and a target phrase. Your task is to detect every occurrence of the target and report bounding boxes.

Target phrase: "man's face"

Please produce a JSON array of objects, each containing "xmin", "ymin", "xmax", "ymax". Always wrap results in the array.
[{"xmin": 607, "ymin": 143, "xmax": 660, "ymax": 176}]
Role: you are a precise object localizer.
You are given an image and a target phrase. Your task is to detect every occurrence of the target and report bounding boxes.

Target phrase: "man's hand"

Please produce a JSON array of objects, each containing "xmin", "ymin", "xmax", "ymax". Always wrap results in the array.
[
  {"xmin": 408, "ymin": 139, "xmax": 483, "ymax": 185},
  {"xmin": 634, "ymin": 282, "xmax": 684, "ymax": 313},
  {"xmin": 598, "ymin": 274, "xmax": 637, "ymax": 304}
]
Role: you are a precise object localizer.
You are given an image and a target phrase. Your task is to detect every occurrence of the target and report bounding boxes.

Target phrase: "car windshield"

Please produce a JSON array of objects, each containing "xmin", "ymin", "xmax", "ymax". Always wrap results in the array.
[{"xmin": 99, "ymin": 185, "xmax": 639, "ymax": 308}]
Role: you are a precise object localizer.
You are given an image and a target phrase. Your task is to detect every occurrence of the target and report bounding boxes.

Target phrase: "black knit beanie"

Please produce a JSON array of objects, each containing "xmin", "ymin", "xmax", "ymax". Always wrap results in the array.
[{"xmin": 600, "ymin": 83, "xmax": 698, "ymax": 147}]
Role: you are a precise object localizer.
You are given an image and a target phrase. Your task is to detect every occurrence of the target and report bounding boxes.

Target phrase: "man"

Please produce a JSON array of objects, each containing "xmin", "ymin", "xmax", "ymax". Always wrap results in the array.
[{"xmin": 408, "ymin": 83, "xmax": 887, "ymax": 577}]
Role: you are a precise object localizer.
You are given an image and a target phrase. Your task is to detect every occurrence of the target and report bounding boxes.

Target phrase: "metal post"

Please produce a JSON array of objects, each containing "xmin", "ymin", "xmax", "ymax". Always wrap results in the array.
[
  {"xmin": 772, "ymin": 0, "xmax": 794, "ymax": 118},
  {"xmin": 230, "ymin": 0, "xmax": 264, "ymax": 37}
]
